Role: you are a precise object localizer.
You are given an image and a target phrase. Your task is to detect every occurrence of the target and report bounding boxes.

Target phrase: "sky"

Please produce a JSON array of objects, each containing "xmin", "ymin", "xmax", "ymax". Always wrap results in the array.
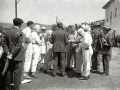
[{"xmin": 0, "ymin": 0, "xmax": 109, "ymax": 26}]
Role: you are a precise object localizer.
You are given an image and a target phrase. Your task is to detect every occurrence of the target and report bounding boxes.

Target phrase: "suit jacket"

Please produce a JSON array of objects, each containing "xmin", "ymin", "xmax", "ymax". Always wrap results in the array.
[
  {"xmin": 50, "ymin": 29, "xmax": 68, "ymax": 52},
  {"xmin": 101, "ymin": 32, "xmax": 113, "ymax": 56},
  {"xmin": 2, "ymin": 27, "xmax": 25, "ymax": 61},
  {"xmin": 93, "ymin": 29, "xmax": 104, "ymax": 51}
]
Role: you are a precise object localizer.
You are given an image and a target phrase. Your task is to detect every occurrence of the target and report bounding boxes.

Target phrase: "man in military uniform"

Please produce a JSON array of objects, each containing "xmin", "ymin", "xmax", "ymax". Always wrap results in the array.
[
  {"xmin": 101, "ymin": 26, "xmax": 112, "ymax": 76},
  {"xmin": 50, "ymin": 21, "xmax": 68, "ymax": 77},
  {"xmin": 66, "ymin": 26, "xmax": 77, "ymax": 70},
  {"xmin": 2, "ymin": 18, "xmax": 24, "ymax": 90},
  {"xmin": 92, "ymin": 25, "xmax": 104, "ymax": 73}
]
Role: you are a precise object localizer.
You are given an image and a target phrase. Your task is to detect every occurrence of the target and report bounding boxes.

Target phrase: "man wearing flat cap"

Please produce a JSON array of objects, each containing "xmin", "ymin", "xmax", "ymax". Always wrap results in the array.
[
  {"xmin": 50, "ymin": 21, "xmax": 68, "ymax": 77},
  {"xmin": 101, "ymin": 26, "xmax": 113, "ymax": 76},
  {"xmin": 1, "ymin": 18, "xmax": 24, "ymax": 90}
]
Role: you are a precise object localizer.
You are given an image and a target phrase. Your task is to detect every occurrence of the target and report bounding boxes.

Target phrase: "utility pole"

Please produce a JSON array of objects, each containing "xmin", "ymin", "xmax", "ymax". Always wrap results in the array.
[
  {"xmin": 15, "ymin": 0, "xmax": 20, "ymax": 18},
  {"xmin": 56, "ymin": 16, "xmax": 58, "ymax": 24}
]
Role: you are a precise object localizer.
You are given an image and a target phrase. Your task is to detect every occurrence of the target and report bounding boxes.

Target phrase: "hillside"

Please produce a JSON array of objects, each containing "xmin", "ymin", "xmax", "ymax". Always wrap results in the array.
[{"xmin": 0, "ymin": 22, "xmax": 52, "ymax": 30}]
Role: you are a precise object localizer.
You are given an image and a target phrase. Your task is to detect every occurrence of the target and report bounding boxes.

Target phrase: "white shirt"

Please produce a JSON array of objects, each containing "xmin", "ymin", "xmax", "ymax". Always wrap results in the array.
[
  {"xmin": 22, "ymin": 27, "xmax": 31, "ymax": 38},
  {"xmin": 31, "ymin": 31, "xmax": 42, "ymax": 45}
]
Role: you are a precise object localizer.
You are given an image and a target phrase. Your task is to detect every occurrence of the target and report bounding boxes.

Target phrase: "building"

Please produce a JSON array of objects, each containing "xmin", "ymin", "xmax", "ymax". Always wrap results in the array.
[
  {"xmin": 103, "ymin": 0, "xmax": 120, "ymax": 35},
  {"xmin": 91, "ymin": 19, "xmax": 105, "ymax": 29}
]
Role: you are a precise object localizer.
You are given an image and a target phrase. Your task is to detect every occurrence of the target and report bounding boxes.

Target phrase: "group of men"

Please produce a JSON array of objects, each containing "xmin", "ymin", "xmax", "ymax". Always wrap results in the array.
[{"xmin": 0, "ymin": 17, "xmax": 112, "ymax": 90}]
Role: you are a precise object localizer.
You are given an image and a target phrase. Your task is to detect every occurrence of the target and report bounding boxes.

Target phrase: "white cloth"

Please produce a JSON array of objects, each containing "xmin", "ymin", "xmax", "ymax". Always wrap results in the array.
[
  {"xmin": 22, "ymin": 27, "xmax": 33, "ymax": 74},
  {"xmin": 0, "ymin": 46, "xmax": 4, "ymax": 58},
  {"xmin": 81, "ymin": 32, "xmax": 93, "ymax": 77},
  {"xmin": 31, "ymin": 32, "xmax": 42, "ymax": 72}
]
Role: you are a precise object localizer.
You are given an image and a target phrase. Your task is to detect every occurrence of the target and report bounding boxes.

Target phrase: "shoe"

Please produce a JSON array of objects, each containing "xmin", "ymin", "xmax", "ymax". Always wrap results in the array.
[
  {"xmin": 79, "ymin": 76, "xmax": 89, "ymax": 80},
  {"xmin": 21, "ymin": 79, "xmax": 31, "ymax": 84},
  {"xmin": 61, "ymin": 72, "xmax": 66, "ymax": 77},
  {"xmin": 73, "ymin": 73, "xmax": 81, "ymax": 76},
  {"xmin": 31, "ymin": 73, "xmax": 38, "ymax": 78},
  {"xmin": 43, "ymin": 70, "xmax": 47, "ymax": 73},
  {"xmin": 52, "ymin": 74, "xmax": 56, "ymax": 77},
  {"xmin": 102, "ymin": 73, "xmax": 109, "ymax": 76},
  {"xmin": 25, "ymin": 75, "xmax": 32, "ymax": 79}
]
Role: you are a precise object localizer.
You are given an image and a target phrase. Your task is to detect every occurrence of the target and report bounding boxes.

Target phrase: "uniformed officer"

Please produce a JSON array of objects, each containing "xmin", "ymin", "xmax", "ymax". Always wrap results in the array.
[
  {"xmin": 101, "ymin": 26, "xmax": 112, "ymax": 76},
  {"xmin": 67, "ymin": 26, "xmax": 77, "ymax": 70},
  {"xmin": 92, "ymin": 25, "xmax": 104, "ymax": 73},
  {"xmin": 2, "ymin": 18, "xmax": 24, "ymax": 90}
]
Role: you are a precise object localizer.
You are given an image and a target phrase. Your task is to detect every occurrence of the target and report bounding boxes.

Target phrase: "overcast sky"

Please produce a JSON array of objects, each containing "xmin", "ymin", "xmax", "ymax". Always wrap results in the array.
[{"xmin": 0, "ymin": 0, "xmax": 109, "ymax": 25}]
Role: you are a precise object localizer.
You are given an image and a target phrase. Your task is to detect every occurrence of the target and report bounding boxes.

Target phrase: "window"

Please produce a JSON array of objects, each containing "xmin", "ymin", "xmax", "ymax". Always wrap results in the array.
[
  {"xmin": 110, "ymin": 12, "xmax": 112, "ymax": 25},
  {"xmin": 107, "ymin": 14, "xmax": 108, "ymax": 22},
  {"xmin": 115, "ymin": 8, "xmax": 117, "ymax": 18}
]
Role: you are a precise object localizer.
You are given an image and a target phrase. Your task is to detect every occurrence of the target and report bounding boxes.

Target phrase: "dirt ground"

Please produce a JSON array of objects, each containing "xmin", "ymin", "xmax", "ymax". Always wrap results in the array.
[{"xmin": 20, "ymin": 47, "xmax": 120, "ymax": 90}]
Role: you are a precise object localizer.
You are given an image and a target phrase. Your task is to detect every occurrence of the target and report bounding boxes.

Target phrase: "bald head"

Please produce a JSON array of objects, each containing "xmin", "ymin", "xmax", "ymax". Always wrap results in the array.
[{"xmin": 34, "ymin": 25, "xmax": 41, "ymax": 32}]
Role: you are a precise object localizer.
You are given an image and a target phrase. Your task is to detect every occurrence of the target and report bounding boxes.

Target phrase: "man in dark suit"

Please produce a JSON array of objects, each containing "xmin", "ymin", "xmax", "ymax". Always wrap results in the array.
[
  {"xmin": 2, "ymin": 18, "xmax": 24, "ymax": 90},
  {"xmin": 50, "ymin": 21, "xmax": 68, "ymax": 77},
  {"xmin": 101, "ymin": 26, "xmax": 113, "ymax": 76}
]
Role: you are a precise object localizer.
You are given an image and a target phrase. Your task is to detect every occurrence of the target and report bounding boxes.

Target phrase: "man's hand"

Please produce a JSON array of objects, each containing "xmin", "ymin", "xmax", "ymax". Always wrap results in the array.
[{"xmin": 7, "ymin": 52, "xmax": 12, "ymax": 59}]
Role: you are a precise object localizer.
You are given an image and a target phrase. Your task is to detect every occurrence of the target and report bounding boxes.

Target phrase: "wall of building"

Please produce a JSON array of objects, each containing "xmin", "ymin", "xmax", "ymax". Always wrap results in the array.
[{"xmin": 105, "ymin": 0, "xmax": 120, "ymax": 35}]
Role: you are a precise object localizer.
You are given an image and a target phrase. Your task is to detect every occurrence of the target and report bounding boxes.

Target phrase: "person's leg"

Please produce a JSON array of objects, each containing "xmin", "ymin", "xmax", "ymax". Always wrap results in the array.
[
  {"xmin": 31, "ymin": 45, "xmax": 40, "ymax": 74},
  {"xmin": 66, "ymin": 44, "xmax": 72, "ymax": 69},
  {"xmin": 14, "ymin": 61, "xmax": 23, "ymax": 90},
  {"xmin": 43, "ymin": 49, "xmax": 52, "ymax": 71},
  {"xmin": 24, "ymin": 43, "xmax": 33, "ymax": 76},
  {"xmin": 53, "ymin": 52, "xmax": 58, "ymax": 76},
  {"xmin": 60, "ymin": 52, "xmax": 66, "ymax": 76},
  {"xmin": 105, "ymin": 56, "xmax": 110, "ymax": 75},
  {"xmin": 5, "ymin": 61, "xmax": 14, "ymax": 90},
  {"xmin": 102, "ymin": 55, "xmax": 106, "ymax": 73}
]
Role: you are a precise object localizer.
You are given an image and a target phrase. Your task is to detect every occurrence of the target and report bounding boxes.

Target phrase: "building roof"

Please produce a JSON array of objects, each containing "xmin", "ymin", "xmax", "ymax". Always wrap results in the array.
[{"xmin": 102, "ymin": 0, "xmax": 115, "ymax": 9}]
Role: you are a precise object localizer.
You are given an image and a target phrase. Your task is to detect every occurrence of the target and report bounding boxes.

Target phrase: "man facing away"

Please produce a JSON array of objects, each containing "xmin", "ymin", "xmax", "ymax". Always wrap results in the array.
[
  {"xmin": 50, "ymin": 21, "xmax": 68, "ymax": 77},
  {"xmin": 2, "ymin": 18, "xmax": 24, "ymax": 90}
]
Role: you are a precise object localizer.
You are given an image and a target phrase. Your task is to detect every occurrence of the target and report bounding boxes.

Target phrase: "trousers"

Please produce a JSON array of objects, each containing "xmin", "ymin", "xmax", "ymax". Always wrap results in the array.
[
  {"xmin": 24, "ymin": 43, "xmax": 33, "ymax": 75},
  {"xmin": 53, "ymin": 52, "xmax": 66, "ymax": 75},
  {"xmin": 31, "ymin": 44, "xmax": 40, "ymax": 72}
]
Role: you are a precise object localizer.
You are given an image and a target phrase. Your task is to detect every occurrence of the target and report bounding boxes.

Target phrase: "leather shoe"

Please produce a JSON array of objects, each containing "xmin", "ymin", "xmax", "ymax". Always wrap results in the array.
[
  {"xmin": 79, "ymin": 76, "xmax": 89, "ymax": 80},
  {"xmin": 31, "ymin": 73, "xmax": 38, "ymax": 78},
  {"xmin": 43, "ymin": 70, "xmax": 47, "ymax": 73}
]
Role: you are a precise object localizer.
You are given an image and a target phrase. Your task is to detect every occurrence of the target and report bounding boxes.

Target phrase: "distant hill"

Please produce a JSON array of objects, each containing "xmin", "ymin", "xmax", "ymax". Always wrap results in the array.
[{"xmin": 0, "ymin": 22, "xmax": 52, "ymax": 30}]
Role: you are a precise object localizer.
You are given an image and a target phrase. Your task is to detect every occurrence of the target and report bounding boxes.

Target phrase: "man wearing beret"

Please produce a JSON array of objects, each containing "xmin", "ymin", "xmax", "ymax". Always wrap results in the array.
[
  {"xmin": 2, "ymin": 18, "xmax": 24, "ymax": 90},
  {"xmin": 50, "ymin": 21, "xmax": 68, "ymax": 77},
  {"xmin": 101, "ymin": 26, "xmax": 113, "ymax": 76}
]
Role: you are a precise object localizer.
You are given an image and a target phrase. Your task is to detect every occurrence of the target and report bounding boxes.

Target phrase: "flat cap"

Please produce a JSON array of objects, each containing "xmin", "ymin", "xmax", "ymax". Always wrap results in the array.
[
  {"xmin": 42, "ymin": 27, "xmax": 46, "ymax": 30},
  {"xmin": 57, "ymin": 21, "xmax": 63, "ymax": 27},
  {"xmin": 104, "ymin": 26, "xmax": 111, "ymax": 31},
  {"xmin": 13, "ymin": 18, "xmax": 24, "ymax": 25}
]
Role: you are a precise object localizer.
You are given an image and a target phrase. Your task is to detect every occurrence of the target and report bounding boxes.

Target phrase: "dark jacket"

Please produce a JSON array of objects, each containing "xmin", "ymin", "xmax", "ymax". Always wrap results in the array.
[
  {"xmin": 2, "ymin": 27, "xmax": 25, "ymax": 61},
  {"xmin": 101, "ymin": 32, "xmax": 113, "ymax": 56},
  {"xmin": 50, "ymin": 29, "xmax": 68, "ymax": 52}
]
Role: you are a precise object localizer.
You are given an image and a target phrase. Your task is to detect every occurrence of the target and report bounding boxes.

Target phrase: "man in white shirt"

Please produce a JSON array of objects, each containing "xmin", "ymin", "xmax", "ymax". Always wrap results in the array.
[{"xmin": 22, "ymin": 21, "xmax": 34, "ymax": 79}]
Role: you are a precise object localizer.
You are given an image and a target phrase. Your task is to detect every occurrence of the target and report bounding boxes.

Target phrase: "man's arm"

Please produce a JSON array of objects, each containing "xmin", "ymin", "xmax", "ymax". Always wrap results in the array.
[
  {"xmin": 2, "ymin": 35, "xmax": 9, "ymax": 54},
  {"xmin": 50, "ymin": 33, "xmax": 54, "ymax": 44},
  {"xmin": 64, "ymin": 33, "xmax": 68, "ymax": 45},
  {"xmin": 11, "ymin": 32, "xmax": 23, "ymax": 58}
]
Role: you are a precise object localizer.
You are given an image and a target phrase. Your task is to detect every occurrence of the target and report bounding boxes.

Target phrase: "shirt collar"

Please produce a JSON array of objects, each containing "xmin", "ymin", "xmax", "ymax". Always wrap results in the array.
[{"xmin": 14, "ymin": 26, "xmax": 19, "ymax": 29}]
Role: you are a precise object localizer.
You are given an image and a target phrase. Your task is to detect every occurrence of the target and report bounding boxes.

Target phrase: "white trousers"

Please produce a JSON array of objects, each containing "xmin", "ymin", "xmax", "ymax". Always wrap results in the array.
[
  {"xmin": 24, "ymin": 43, "xmax": 33, "ymax": 74},
  {"xmin": 81, "ymin": 49, "xmax": 92, "ymax": 77},
  {"xmin": 31, "ymin": 44, "xmax": 40, "ymax": 72}
]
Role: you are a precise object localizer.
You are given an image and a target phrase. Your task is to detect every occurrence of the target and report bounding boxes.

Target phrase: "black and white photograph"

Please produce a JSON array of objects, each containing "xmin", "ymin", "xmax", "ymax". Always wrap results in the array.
[{"xmin": 0, "ymin": 0, "xmax": 120, "ymax": 90}]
